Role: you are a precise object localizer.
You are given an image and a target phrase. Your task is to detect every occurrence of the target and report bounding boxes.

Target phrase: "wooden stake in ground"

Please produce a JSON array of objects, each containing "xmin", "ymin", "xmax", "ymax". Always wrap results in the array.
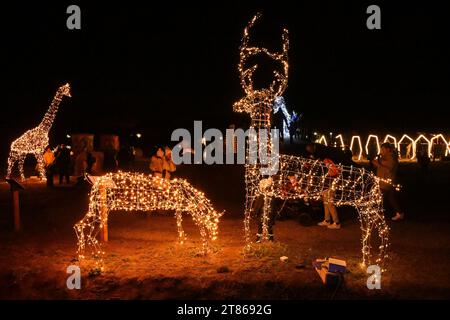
[{"xmin": 5, "ymin": 179, "xmax": 25, "ymax": 232}]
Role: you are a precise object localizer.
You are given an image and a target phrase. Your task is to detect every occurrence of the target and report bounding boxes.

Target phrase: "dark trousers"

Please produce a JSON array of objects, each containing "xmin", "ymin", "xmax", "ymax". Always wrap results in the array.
[
  {"xmin": 381, "ymin": 187, "xmax": 402, "ymax": 215},
  {"xmin": 59, "ymin": 168, "xmax": 70, "ymax": 184},
  {"xmin": 45, "ymin": 166, "xmax": 54, "ymax": 187},
  {"xmin": 253, "ymin": 195, "xmax": 276, "ymax": 235}
]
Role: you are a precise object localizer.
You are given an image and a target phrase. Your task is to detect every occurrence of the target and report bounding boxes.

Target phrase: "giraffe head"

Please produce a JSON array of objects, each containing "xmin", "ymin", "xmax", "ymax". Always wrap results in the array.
[
  {"xmin": 59, "ymin": 83, "xmax": 72, "ymax": 98},
  {"xmin": 233, "ymin": 13, "xmax": 289, "ymax": 124}
]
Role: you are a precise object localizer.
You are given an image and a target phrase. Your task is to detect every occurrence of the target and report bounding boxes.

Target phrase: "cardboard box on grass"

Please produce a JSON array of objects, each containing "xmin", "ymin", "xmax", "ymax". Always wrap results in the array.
[{"xmin": 313, "ymin": 258, "xmax": 346, "ymax": 286}]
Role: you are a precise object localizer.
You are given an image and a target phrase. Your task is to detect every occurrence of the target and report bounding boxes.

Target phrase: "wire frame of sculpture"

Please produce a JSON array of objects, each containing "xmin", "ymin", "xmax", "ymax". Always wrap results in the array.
[
  {"xmin": 253, "ymin": 156, "xmax": 390, "ymax": 269},
  {"xmin": 234, "ymin": 14, "xmax": 390, "ymax": 269},
  {"xmin": 6, "ymin": 83, "xmax": 71, "ymax": 180},
  {"xmin": 74, "ymin": 172, "xmax": 222, "ymax": 266}
]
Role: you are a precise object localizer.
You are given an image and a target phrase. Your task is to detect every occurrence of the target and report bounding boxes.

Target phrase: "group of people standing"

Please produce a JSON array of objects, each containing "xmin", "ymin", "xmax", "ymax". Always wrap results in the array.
[
  {"xmin": 316, "ymin": 142, "xmax": 404, "ymax": 231},
  {"xmin": 43, "ymin": 144, "xmax": 71, "ymax": 187},
  {"xmin": 42, "ymin": 143, "xmax": 177, "ymax": 187},
  {"xmin": 318, "ymin": 142, "xmax": 405, "ymax": 229},
  {"xmin": 252, "ymin": 142, "xmax": 405, "ymax": 242},
  {"xmin": 149, "ymin": 146, "xmax": 176, "ymax": 180}
]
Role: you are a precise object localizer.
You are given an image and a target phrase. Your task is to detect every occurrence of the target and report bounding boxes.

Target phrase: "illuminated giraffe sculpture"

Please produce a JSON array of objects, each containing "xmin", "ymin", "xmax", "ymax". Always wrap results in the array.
[
  {"xmin": 234, "ymin": 14, "xmax": 389, "ymax": 268},
  {"xmin": 6, "ymin": 83, "xmax": 71, "ymax": 180},
  {"xmin": 74, "ymin": 172, "xmax": 222, "ymax": 264}
]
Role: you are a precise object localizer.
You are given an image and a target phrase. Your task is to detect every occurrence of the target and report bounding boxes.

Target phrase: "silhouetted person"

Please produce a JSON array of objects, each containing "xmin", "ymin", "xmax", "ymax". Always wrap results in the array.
[
  {"xmin": 56, "ymin": 144, "xmax": 71, "ymax": 184},
  {"xmin": 417, "ymin": 149, "xmax": 430, "ymax": 174},
  {"xmin": 289, "ymin": 122, "xmax": 296, "ymax": 144},
  {"xmin": 103, "ymin": 145, "xmax": 118, "ymax": 172},
  {"xmin": 117, "ymin": 145, "xmax": 134, "ymax": 171},
  {"xmin": 372, "ymin": 143, "xmax": 404, "ymax": 221},
  {"xmin": 272, "ymin": 110, "xmax": 285, "ymax": 141},
  {"xmin": 343, "ymin": 146, "xmax": 354, "ymax": 165},
  {"xmin": 86, "ymin": 151, "xmax": 96, "ymax": 174}
]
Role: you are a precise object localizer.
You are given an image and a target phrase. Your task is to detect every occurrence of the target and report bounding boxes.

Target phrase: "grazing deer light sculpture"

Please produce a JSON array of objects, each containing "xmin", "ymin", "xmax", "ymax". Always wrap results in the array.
[
  {"xmin": 234, "ymin": 13, "xmax": 389, "ymax": 268},
  {"xmin": 74, "ymin": 172, "xmax": 222, "ymax": 265}
]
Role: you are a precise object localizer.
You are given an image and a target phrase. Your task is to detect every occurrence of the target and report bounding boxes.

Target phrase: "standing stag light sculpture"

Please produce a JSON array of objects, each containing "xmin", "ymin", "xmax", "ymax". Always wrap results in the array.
[
  {"xmin": 234, "ymin": 13, "xmax": 389, "ymax": 268},
  {"xmin": 6, "ymin": 83, "xmax": 71, "ymax": 180},
  {"xmin": 74, "ymin": 172, "xmax": 222, "ymax": 265}
]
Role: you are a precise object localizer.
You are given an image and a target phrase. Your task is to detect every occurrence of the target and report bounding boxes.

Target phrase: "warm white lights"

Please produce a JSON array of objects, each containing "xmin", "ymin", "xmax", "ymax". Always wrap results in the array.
[
  {"xmin": 350, "ymin": 136, "xmax": 363, "ymax": 160},
  {"xmin": 316, "ymin": 135, "xmax": 328, "ymax": 146},
  {"xmin": 365, "ymin": 135, "xmax": 381, "ymax": 157},
  {"xmin": 429, "ymin": 134, "xmax": 450, "ymax": 158},
  {"xmin": 75, "ymin": 172, "xmax": 222, "ymax": 265},
  {"xmin": 234, "ymin": 14, "xmax": 389, "ymax": 269},
  {"xmin": 319, "ymin": 133, "xmax": 450, "ymax": 161},
  {"xmin": 398, "ymin": 134, "xmax": 415, "ymax": 160},
  {"xmin": 335, "ymin": 134, "xmax": 345, "ymax": 150},
  {"xmin": 383, "ymin": 134, "xmax": 398, "ymax": 150},
  {"xmin": 6, "ymin": 83, "xmax": 71, "ymax": 180}
]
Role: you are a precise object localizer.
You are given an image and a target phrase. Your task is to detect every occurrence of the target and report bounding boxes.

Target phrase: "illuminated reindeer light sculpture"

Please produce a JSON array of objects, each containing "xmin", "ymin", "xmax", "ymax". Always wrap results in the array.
[
  {"xmin": 6, "ymin": 83, "xmax": 71, "ymax": 180},
  {"xmin": 234, "ymin": 14, "xmax": 389, "ymax": 268},
  {"xmin": 74, "ymin": 172, "xmax": 222, "ymax": 264}
]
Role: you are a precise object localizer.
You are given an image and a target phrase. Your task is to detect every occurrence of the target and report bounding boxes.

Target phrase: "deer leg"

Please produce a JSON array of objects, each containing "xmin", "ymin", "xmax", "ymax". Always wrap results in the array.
[
  {"xmin": 199, "ymin": 224, "xmax": 208, "ymax": 254},
  {"xmin": 356, "ymin": 205, "xmax": 373, "ymax": 267},
  {"xmin": 75, "ymin": 186, "xmax": 108, "ymax": 263},
  {"xmin": 74, "ymin": 219, "xmax": 87, "ymax": 260},
  {"xmin": 244, "ymin": 184, "xmax": 257, "ymax": 246},
  {"xmin": 372, "ymin": 205, "xmax": 390, "ymax": 271},
  {"xmin": 74, "ymin": 208, "xmax": 100, "ymax": 261},
  {"xmin": 175, "ymin": 210, "xmax": 186, "ymax": 244},
  {"xmin": 261, "ymin": 195, "xmax": 273, "ymax": 241}
]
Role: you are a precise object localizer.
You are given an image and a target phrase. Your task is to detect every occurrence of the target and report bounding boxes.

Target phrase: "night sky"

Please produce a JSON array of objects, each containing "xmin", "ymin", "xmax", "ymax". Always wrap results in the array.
[{"xmin": 1, "ymin": 1, "xmax": 450, "ymax": 161}]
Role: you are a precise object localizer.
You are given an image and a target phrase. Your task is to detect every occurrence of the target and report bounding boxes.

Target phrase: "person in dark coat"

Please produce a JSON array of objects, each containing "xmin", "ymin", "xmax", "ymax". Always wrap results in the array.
[{"xmin": 55, "ymin": 144, "xmax": 71, "ymax": 184}]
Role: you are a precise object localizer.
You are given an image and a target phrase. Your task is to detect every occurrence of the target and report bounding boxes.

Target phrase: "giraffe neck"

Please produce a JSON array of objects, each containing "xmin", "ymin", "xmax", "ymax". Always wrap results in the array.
[{"xmin": 38, "ymin": 92, "xmax": 64, "ymax": 133}]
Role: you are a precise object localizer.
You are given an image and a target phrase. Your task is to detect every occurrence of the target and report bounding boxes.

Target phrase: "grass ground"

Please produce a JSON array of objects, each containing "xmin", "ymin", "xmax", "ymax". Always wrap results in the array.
[{"xmin": 0, "ymin": 161, "xmax": 449, "ymax": 299}]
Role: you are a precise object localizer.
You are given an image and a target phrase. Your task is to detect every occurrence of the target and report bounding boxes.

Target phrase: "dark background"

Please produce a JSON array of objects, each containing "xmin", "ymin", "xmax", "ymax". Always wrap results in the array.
[{"xmin": 1, "ymin": 0, "xmax": 449, "ymax": 162}]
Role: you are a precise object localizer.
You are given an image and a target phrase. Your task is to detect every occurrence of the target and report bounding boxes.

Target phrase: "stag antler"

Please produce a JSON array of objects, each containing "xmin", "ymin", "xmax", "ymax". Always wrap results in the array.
[{"xmin": 236, "ymin": 13, "xmax": 289, "ymax": 100}]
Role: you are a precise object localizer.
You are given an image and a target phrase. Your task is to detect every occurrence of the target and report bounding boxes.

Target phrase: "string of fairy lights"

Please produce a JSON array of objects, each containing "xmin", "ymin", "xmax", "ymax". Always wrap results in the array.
[
  {"xmin": 318, "ymin": 133, "xmax": 450, "ymax": 160},
  {"xmin": 74, "ymin": 172, "xmax": 222, "ymax": 266},
  {"xmin": 6, "ymin": 83, "xmax": 71, "ymax": 180},
  {"xmin": 234, "ymin": 13, "xmax": 390, "ymax": 268}
]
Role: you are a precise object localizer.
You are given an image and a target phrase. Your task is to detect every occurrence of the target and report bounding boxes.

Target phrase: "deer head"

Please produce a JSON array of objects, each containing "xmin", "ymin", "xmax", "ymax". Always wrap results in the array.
[{"xmin": 233, "ymin": 13, "xmax": 289, "ymax": 121}]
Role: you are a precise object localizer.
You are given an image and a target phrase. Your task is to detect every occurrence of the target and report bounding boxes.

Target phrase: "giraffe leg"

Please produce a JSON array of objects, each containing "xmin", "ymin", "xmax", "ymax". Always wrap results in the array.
[
  {"xmin": 35, "ymin": 152, "xmax": 46, "ymax": 179},
  {"xmin": 18, "ymin": 154, "xmax": 27, "ymax": 181},
  {"xmin": 6, "ymin": 151, "xmax": 18, "ymax": 179}
]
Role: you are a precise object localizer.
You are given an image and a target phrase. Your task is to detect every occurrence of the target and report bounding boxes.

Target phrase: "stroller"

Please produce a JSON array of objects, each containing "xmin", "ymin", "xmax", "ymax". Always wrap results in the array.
[{"xmin": 273, "ymin": 197, "xmax": 324, "ymax": 226}]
